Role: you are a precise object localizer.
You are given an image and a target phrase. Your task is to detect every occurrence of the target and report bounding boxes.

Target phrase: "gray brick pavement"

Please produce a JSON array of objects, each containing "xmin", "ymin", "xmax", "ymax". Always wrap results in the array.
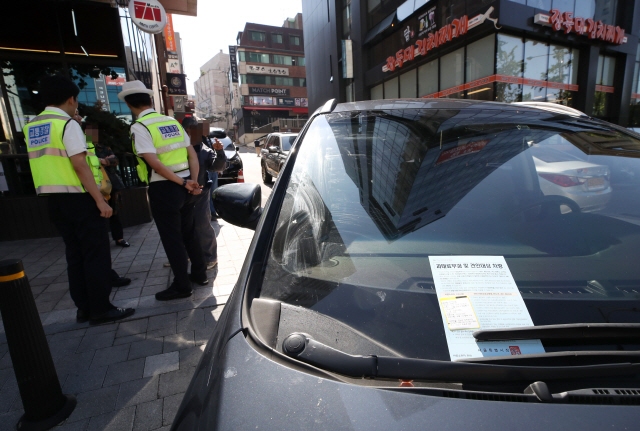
[{"xmin": 0, "ymin": 215, "xmax": 252, "ymax": 430}]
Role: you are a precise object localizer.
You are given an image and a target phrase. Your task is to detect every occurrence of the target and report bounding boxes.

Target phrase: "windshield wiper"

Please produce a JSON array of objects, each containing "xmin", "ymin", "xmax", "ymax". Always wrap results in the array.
[
  {"xmin": 282, "ymin": 333, "xmax": 640, "ymax": 383},
  {"xmin": 473, "ymin": 324, "xmax": 640, "ymax": 343}
]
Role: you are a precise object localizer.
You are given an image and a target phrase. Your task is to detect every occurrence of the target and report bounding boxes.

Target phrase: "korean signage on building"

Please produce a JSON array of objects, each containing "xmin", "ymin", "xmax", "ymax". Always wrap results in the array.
[
  {"xmin": 167, "ymin": 73, "xmax": 187, "ymax": 96},
  {"xmin": 382, "ymin": 6, "xmax": 499, "ymax": 73},
  {"xmin": 249, "ymin": 87, "xmax": 290, "ymax": 96},
  {"xmin": 95, "ymin": 76, "xmax": 110, "ymax": 112},
  {"xmin": 229, "ymin": 46, "xmax": 239, "ymax": 83},
  {"xmin": 164, "ymin": 14, "xmax": 176, "ymax": 51},
  {"xmin": 105, "ymin": 73, "xmax": 126, "ymax": 86},
  {"xmin": 129, "ymin": 0, "xmax": 167, "ymax": 34},
  {"xmin": 534, "ymin": 10, "xmax": 627, "ymax": 44},
  {"xmin": 246, "ymin": 65, "xmax": 289, "ymax": 76}
]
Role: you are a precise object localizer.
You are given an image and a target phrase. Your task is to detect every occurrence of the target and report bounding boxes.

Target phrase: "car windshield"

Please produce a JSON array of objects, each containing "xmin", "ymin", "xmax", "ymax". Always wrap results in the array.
[
  {"xmin": 259, "ymin": 107, "xmax": 640, "ymax": 362},
  {"xmin": 220, "ymin": 137, "xmax": 234, "ymax": 150},
  {"xmin": 281, "ymin": 135, "xmax": 296, "ymax": 151}
]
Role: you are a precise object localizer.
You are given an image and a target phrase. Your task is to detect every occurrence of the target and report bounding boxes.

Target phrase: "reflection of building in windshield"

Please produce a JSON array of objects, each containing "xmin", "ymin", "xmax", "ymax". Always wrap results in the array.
[{"xmin": 335, "ymin": 110, "xmax": 557, "ymax": 241}]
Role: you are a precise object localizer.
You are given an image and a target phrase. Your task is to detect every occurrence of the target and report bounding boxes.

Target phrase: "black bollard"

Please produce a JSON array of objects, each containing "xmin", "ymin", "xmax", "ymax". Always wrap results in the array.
[{"xmin": 0, "ymin": 259, "xmax": 76, "ymax": 431}]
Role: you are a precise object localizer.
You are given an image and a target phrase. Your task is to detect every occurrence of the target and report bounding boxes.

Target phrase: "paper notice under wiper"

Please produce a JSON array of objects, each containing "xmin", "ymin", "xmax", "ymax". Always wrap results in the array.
[{"xmin": 429, "ymin": 256, "xmax": 545, "ymax": 361}]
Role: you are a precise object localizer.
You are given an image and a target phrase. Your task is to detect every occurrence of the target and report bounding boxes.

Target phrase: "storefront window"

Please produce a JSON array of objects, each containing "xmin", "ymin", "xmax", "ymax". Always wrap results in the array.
[
  {"xmin": 384, "ymin": 77, "xmax": 398, "ymax": 99},
  {"xmin": 418, "ymin": 60, "xmax": 438, "ymax": 98},
  {"xmin": 440, "ymin": 47, "xmax": 464, "ymax": 98},
  {"xmin": 496, "ymin": 34, "xmax": 524, "ymax": 103},
  {"xmin": 593, "ymin": 55, "xmax": 616, "ymax": 121},
  {"xmin": 466, "ymin": 35, "xmax": 495, "ymax": 82},
  {"xmin": 629, "ymin": 45, "xmax": 640, "ymax": 126},
  {"xmin": 371, "ymin": 83, "xmax": 383, "ymax": 100},
  {"xmin": 399, "ymin": 69, "xmax": 416, "ymax": 98}
]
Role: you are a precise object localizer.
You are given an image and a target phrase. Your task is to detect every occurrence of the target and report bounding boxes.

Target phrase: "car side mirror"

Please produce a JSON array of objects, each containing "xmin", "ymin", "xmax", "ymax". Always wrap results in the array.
[
  {"xmin": 269, "ymin": 146, "xmax": 279, "ymax": 153},
  {"xmin": 235, "ymin": 146, "xmax": 240, "ymax": 152},
  {"xmin": 212, "ymin": 183, "xmax": 263, "ymax": 230}
]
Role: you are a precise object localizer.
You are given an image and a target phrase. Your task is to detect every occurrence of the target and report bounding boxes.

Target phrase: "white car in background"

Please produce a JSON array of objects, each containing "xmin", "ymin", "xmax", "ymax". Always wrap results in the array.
[{"xmin": 531, "ymin": 145, "xmax": 611, "ymax": 212}]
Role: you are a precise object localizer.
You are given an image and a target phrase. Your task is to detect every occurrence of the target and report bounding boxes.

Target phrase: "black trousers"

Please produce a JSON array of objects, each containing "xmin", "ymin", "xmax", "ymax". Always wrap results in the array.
[
  {"xmin": 48, "ymin": 194, "xmax": 114, "ymax": 315},
  {"xmin": 108, "ymin": 191, "xmax": 124, "ymax": 241},
  {"xmin": 148, "ymin": 181, "xmax": 206, "ymax": 291}
]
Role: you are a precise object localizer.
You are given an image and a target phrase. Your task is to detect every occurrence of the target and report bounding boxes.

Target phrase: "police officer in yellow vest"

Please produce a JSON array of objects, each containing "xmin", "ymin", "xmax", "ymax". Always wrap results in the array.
[
  {"xmin": 120, "ymin": 80, "xmax": 208, "ymax": 300},
  {"xmin": 24, "ymin": 74, "xmax": 135, "ymax": 324}
]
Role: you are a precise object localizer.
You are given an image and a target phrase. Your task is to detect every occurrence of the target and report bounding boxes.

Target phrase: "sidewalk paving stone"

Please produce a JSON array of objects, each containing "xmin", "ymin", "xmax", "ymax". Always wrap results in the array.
[
  {"xmin": 158, "ymin": 366, "xmax": 196, "ymax": 398},
  {"xmin": 133, "ymin": 399, "xmax": 163, "ymax": 431},
  {"xmin": 90, "ymin": 344, "xmax": 131, "ymax": 369},
  {"xmin": 66, "ymin": 385, "xmax": 119, "ymax": 422},
  {"xmin": 162, "ymin": 393, "xmax": 185, "ymax": 427},
  {"xmin": 87, "ymin": 405, "xmax": 136, "ymax": 431},
  {"xmin": 143, "ymin": 352, "xmax": 179, "ymax": 378},
  {"xmin": 128, "ymin": 338, "xmax": 163, "ymax": 361},
  {"xmin": 163, "ymin": 331, "xmax": 194, "ymax": 353},
  {"xmin": 103, "ymin": 358, "xmax": 145, "ymax": 387},
  {"xmin": 116, "ymin": 319, "xmax": 149, "ymax": 338},
  {"xmin": 62, "ymin": 366, "xmax": 108, "ymax": 394},
  {"xmin": 115, "ymin": 376, "xmax": 159, "ymax": 409}
]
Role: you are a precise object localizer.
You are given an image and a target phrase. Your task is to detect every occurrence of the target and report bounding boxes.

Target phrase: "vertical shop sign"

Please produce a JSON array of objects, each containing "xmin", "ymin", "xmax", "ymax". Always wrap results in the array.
[
  {"xmin": 95, "ymin": 76, "xmax": 110, "ymax": 112},
  {"xmin": 229, "ymin": 46, "xmax": 239, "ymax": 83},
  {"xmin": 164, "ymin": 14, "xmax": 176, "ymax": 51},
  {"xmin": 342, "ymin": 40, "xmax": 353, "ymax": 79}
]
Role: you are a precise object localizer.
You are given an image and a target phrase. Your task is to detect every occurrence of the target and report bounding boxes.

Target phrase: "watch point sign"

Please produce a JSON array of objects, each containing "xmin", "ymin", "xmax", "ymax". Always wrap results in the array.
[
  {"xmin": 383, "ymin": 7, "xmax": 499, "ymax": 73},
  {"xmin": 534, "ymin": 10, "xmax": 627, "ymax": 44},
  {"xmin": 129, "ymin": 0, "xmax": 167, "ymax": 34}
]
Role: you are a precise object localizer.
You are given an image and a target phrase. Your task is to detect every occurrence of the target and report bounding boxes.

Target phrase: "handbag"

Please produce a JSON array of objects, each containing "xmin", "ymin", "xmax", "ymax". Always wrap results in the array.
[{"xmin": 99, "ymin": 165, "xmax": 112, "ymax": 200}]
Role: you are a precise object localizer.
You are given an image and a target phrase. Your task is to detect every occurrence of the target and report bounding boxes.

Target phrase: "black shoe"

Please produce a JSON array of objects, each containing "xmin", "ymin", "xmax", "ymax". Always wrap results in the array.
[
  {"xmin": 89, "ymin": 307, "xmax": 135, "ymax": 325},
  {"xmin": 112, "ymin": 276, "xmax": 131, "ymax": 288},
  {"xmin": 155, "ymin": 288, "xmax": 193, "ymax": 301},
  {"xmin": 76, "ymin": 309, "xmax": 89, "ymax": 323},
  {"xmin": 188, "ymin": 273, "xmax": 208, "ymax": 286},
  {"xmin": 116, "ymin": 240, "xmax": 130, "ymax": 247}
]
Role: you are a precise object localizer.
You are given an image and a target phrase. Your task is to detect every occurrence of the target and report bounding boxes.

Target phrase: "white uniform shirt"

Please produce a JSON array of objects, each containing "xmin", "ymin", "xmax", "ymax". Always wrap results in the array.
[
  {"xmin": 131, "ymin": 109, "xmax": 191, "ymax": 183},
  {"xmin": 45, "ymin": 107, "xmax": 87, "ymax": 157}
]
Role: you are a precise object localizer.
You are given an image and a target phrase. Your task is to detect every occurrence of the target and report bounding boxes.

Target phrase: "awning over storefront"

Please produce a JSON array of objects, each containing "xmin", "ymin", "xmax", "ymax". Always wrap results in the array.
[{"xmin": 292, "ymin": 108, "xmax": 308, "ymax": 114}]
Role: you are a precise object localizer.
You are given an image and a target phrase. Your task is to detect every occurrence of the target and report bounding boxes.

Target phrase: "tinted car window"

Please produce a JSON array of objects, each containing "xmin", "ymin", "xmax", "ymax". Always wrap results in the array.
[
  {"xmin": 281, "ymin": 135, "xmax": 295, "ymax": 151},
  {"xmin": 220, "ymin": 137, "xmax": 234, "ymax": 150},
  {"xmin": 259, "ymin": 108, "xmax": 640, "ymax": 361}
]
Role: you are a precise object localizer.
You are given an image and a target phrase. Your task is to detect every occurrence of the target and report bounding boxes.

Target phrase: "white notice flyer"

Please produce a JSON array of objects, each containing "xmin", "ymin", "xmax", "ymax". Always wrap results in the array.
[{"xmin": 429, "ymin": 256, "xmax": 545, "ymax": 361}]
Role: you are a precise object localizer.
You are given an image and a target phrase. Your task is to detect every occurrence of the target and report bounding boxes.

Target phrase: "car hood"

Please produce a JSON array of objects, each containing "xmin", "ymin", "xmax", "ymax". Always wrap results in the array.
[
  {"xmin": 224, "ymin": 150, "xmax": 238, "ymax": 159},
  {"xmin": 187, "ymin": 332, "xmax": 639, "ymax": 431}
]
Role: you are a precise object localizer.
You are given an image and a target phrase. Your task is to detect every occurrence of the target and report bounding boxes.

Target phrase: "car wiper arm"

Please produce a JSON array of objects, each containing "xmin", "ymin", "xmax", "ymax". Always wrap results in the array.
[
  {"xmin": 473, "ymin": 323, "xmax": 640, "ymax": 343},
  {"xmin": 282, "ymin": 333, "xmax": 640, "ymax": 383}
]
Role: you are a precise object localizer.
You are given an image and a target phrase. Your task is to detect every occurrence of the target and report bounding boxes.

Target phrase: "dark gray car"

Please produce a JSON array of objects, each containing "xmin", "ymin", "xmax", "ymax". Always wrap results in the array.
[{"xmin": 172, "ymin": 99, "xmax": 640, "ymax": 430}]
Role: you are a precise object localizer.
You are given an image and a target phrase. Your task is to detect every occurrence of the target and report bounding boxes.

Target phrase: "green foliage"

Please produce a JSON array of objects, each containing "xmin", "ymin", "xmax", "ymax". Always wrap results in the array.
[{"xmin": 78, "ymin": 103, "xmax": 131, "ymax": 154}]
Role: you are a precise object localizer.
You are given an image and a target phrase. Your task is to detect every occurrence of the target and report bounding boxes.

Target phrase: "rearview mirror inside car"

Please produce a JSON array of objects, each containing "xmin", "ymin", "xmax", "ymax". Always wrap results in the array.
[{"xmin": 212, "ymin": 183, "xmax": 263, "ymax": 230}]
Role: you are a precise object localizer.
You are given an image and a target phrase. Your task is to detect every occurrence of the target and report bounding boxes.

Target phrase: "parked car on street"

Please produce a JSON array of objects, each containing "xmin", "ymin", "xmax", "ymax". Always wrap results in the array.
[
  {"xmin": 260, "ymin": 132, "xmax": 297, "ymax": 184},
  {"xmin": 174, "ymin": 99, "xmax": 640, "ymax": 430},
  {"xmin": 210, "ymin": 134, "xmax": 243, "ymax": 185}
]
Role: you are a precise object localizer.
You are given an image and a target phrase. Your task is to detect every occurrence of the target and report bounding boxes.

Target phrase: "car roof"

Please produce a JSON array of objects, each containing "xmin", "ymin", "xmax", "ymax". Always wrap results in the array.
[
  {"xmin": 268, "ymin": 133, "xmax": 298, "ymax": 137},
  {"xmin": 330, "ymin": 98, "xmax": 570, "ymax": 116}
]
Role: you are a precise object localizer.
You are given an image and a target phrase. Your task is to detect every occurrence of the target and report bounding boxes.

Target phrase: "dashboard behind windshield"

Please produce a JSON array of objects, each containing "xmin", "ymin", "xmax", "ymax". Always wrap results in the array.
[{"xmin": 258, "ymin": 108, "xmax": 640, "ymax": 361}]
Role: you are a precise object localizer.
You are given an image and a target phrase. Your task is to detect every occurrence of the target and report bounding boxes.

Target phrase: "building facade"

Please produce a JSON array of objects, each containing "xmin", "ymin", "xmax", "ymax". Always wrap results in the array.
[
  {"xmin": 232, "ymin": 15, "xmax": 309, "ymax": 143},
  {"xmin": 194, "ymin": 51, "xmax": 232, "ymax": 131},
  {"xmin": 303, "ymin": 0, "xmax": 640, "ymax": 126}
]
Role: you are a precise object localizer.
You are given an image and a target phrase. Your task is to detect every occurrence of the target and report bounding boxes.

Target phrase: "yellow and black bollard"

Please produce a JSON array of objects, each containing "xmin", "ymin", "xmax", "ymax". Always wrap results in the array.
[{"xmin": 0, "ymin": 259, "xmax": 76, "ymax": 431}]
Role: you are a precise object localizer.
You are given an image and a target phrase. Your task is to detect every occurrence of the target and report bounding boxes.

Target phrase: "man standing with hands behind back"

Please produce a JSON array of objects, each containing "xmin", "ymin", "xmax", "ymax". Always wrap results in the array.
[
  {"xmin": 24, "ymin": 74, "xmax": 134, "ymax": 324},
  {"xmin": 120, "ymin": 81, "xmax": 208, "ymax": 301}
]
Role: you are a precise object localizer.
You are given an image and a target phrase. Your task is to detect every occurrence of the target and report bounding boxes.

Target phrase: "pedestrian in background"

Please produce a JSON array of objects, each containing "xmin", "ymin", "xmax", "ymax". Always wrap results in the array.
[
  {"xmin": 85, "ymin": 122, "xmax": 131, "ymax": 248},
  {"xmin": 182, "ymin": 117, "xmax": 227, "ymax": 270},
  {"xmin": 122, "ymin": 80, "xmax": 208, "ymax": 301},
  {"xmin": 25, "ymin": 75, "xmax": 134, "ymax": 324},
  {"xmin": 254, "ymin": 138, "xmax": 262, "ymax": 157}
]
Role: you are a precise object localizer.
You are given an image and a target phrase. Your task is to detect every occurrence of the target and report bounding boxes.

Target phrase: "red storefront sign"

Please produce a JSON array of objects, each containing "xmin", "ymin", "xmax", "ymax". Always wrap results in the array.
[
  {"xmin": 382, "ymin": 6, "xmax": 498, "ymax": 73},
  {"xmin": 534, "ymin": 9, "xmax": 627, "ymax": 44},
  {"xmin": 436, "ymin": 140, "xmax": 490, "ymax": 165},
  {"xmin": 420, "ymin": 74, "xmax": 579, "ymax": 99},
  {"xmin": 595, "ymin": 85, "xmax": 615, "ymax": 93}
]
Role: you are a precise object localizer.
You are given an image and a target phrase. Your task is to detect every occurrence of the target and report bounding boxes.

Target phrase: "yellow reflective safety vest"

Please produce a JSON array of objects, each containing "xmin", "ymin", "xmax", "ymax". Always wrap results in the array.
[
  {"xmin": 23, "ymin": 110, "xmax": 101, "ymax": 195},
  {"xmin": 131, "ymin": 112, "xmax": 189, "ymax": 184}
]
